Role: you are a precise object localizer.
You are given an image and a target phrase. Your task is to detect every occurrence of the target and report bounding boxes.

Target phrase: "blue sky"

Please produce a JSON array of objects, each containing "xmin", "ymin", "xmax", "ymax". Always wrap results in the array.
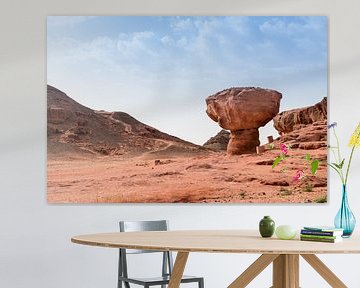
[{"xmin": 47, "ymin": 16, "xmax": 327, "ymax": 145}]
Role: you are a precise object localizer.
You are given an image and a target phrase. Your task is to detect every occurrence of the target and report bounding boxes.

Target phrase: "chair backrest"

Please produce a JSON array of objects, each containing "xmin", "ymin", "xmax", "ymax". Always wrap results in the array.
[
  {"xmin": 120, "ymin": 220, "xmax": 168, "ymax": 232},
  {"xmin": 119, "ymin": 220, "xmax": 169, "ymax": 254},
  {"xmin": 118, "ymin": 220, "xmax": 174, "ymax": 281}
]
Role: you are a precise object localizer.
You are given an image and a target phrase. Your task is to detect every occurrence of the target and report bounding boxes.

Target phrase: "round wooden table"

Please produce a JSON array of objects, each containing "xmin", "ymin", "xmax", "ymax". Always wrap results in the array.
[{"xmin": 72, "ymin": 230, "xmax": 360, "ymax": 288}]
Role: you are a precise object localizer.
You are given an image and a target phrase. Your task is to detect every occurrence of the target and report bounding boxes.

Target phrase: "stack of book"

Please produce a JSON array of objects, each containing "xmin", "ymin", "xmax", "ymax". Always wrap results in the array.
[{"xmin": 300, "ymin": 226, "xmax": 344, "ymax": 243}]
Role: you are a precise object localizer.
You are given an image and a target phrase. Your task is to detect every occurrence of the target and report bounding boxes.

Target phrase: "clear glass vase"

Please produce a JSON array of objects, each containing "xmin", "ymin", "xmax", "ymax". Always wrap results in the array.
[{"xmin": 334, "ymin": 185, "xmax": 356, "ymax": 237}]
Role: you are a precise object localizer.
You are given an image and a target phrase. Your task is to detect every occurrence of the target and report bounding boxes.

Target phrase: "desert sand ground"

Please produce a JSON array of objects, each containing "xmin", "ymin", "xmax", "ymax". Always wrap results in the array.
[{"xmin": 48, "ymin": 147, "xmax": 327, "ymax": 203}]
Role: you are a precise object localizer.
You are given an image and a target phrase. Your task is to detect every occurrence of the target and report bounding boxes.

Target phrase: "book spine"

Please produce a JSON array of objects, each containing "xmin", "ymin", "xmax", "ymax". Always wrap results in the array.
[
  {"xmin": 300, "ymin": 237, "xmax": 337, "ymax": 243},
  {"xmin": 300, "ymin": 234, "xmax": 338, "ymax": 240},
  {"xmin": 301, "ymin": 230, "xmax": 336, "ymax": 236}
]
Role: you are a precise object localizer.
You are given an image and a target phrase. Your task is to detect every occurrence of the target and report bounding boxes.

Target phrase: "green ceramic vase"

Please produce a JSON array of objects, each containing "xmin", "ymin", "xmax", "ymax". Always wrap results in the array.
[{"xmin": 259, "ymin": 216, "xmax": 275, "ymax": 238}]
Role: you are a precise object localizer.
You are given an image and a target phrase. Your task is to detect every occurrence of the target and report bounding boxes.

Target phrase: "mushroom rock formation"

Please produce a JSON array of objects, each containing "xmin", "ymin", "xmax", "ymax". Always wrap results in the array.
[
  {"xmin": 206, "ymin": 87, "xmax": 282, "ymax": 155},
  {"xmin": 227, "ymin": 128, "xmax": 260, "ymax": 154}
]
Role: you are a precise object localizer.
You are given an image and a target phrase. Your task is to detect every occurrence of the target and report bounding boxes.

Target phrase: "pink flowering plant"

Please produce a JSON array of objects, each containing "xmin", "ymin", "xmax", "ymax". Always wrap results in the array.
[
  {"xmin": 293, "ymin": 169, "xmax": 305, "ymax": 182},
  {"xmin": 272, "ymin": 143, "xmax": 319, "ymax": 181}
]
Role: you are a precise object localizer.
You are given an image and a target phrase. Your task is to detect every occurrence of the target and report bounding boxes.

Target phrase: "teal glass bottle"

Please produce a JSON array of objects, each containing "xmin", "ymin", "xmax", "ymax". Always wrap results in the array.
[
  {"xmin": 334, "ymin": 185, "xmax": 356, "ymax": 237},
  {"xmin": 259, "ymin": 216, "xmax": 275, "ymax": 238}
]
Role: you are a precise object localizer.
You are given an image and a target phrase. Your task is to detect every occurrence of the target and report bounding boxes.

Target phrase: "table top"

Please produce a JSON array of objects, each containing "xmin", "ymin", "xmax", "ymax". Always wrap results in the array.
[{"xmin": 71, "ymin": 230, "xmax": 360, "ymax": 254}]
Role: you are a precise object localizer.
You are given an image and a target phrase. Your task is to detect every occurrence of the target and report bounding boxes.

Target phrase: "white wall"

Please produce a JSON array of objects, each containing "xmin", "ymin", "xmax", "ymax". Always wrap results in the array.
[{"xmin": 1, "ymin": 0, "xmax": 360, "ymax": 287}]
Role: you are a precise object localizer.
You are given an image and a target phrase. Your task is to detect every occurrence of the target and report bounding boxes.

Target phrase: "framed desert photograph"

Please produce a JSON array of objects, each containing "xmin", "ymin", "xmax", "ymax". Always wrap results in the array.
[{"xmin": 47, "ymin": 16, "xmax": 328, "ymax": 203}]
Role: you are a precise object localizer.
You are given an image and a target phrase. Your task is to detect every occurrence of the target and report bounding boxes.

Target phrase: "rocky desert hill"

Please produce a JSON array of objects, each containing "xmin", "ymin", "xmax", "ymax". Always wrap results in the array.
[
  {"xmin": 273, "ymin": 97, "xmax": 327, "ymax": 150},
  {"xmin": 203, "ymin": 129, "xmax": 230, "ymax": 151},
  {"xmin": 47, "ymin": 85, "xmax": 207, "ymax": 158}
]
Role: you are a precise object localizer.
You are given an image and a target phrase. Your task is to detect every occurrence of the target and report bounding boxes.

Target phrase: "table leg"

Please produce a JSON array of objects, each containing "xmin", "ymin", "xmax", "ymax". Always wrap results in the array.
[
  {"xmin": 228, "ymin": 254, "xmax": 279, "ymax": 288},
  {"xmin": 168, "ymin": 251, "xmax": 189, "ymax": 288},
  {"xmin": 301, "ymin": 254, "xmax": 347, "ymax": 288},
  {"xmin": 272, "ymin": 254, "xmax": 299, "ymax": 288},
  {"xmin": 229, "ymin": 253, "xmax": 348, "ymax": 288}
]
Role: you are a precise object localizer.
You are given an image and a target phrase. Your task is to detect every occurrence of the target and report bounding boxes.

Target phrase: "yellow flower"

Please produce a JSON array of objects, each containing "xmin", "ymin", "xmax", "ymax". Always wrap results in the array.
[{"xmin": 349, "ymin": 122, "xmax": 360, "ymax": 148}]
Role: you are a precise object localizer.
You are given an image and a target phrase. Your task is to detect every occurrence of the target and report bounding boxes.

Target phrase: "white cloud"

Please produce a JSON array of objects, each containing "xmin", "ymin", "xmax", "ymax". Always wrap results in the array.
[
  {"xmin": 225, "ymin": 16, "xmax": 249, "ymax": 34},
  {"xmin": 48, "ymin": 36, "xmax": 117, "ymax": 68},
  {"xmin": 171, "ymin": 17, "xmax": 194, "ymax": 31},
  {"xmin": 116, "ymin": 31, "xmax": 155, "ymax": 58},
  {"xmin": 259, "ymin": 17, "xmax": 325, "ymax": 35},
  {"xmin": 194, "ymin": 18, "xmax": 221, "ymax": 35},
  {"xmin": 175, "ymin": 37, "xmax": 187, "ymax": 48},
  {"xmin": 160, "ymin": 35, "xmax": 174, "ymax": 45},
  {"xmin": 260, "ymin": 19, "xmax": 291, "ymax": 34}
]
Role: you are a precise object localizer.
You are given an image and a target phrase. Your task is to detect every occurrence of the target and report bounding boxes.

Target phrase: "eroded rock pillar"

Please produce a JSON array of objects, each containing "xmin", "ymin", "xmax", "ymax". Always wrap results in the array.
[{"xmin": 227, "ymin": 128, "xmax": 260, "ymax": 155}]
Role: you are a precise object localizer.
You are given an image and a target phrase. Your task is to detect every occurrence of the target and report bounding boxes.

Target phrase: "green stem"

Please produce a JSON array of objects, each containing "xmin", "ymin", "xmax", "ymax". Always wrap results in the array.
[
  {"xmin": 344, "ymin": 130, "xmax": 360, "ymax": 185},
  {"xmin": 331, "ymin": 128, "xmax": 346, "ymax": 183},
  {"xmin": 333, "ymin": 128, "xmax": 342, "ymax": 163},
  {"xmin": 327, "ymin": 163, "xmax": 345, "ymax": 184},
  {"xmin": 329, "ymin": 147, "xmax": 339, "ymax": 165}
]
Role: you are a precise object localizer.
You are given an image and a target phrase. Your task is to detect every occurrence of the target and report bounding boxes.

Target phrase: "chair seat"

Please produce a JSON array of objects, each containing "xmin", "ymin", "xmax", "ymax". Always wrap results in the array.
[{"xmin": 119, "ymin": 274, "xmax": 203, "ymax": 286}]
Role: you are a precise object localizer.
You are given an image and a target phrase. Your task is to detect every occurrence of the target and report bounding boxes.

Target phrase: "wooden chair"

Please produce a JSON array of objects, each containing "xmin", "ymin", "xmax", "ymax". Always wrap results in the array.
[{"xmin": 118, "ymin": 220, "xmax": 204, "ymax": 288}]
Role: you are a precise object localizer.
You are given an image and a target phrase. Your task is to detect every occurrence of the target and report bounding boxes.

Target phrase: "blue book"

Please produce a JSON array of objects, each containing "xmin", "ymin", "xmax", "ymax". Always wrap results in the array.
[{"xmin": 302, "ymin": 226, "xmax": 343, "ymax": 236}]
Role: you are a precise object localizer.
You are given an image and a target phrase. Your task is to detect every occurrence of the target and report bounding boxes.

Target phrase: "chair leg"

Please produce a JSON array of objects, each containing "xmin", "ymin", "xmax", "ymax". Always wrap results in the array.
[
  {"xmin": 199, "ymin": 278, "xmax": 204, "ymax": 288},
  {"xmin": 120, "ymin": 279, "xmax": 130, "ymax": 288}
]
